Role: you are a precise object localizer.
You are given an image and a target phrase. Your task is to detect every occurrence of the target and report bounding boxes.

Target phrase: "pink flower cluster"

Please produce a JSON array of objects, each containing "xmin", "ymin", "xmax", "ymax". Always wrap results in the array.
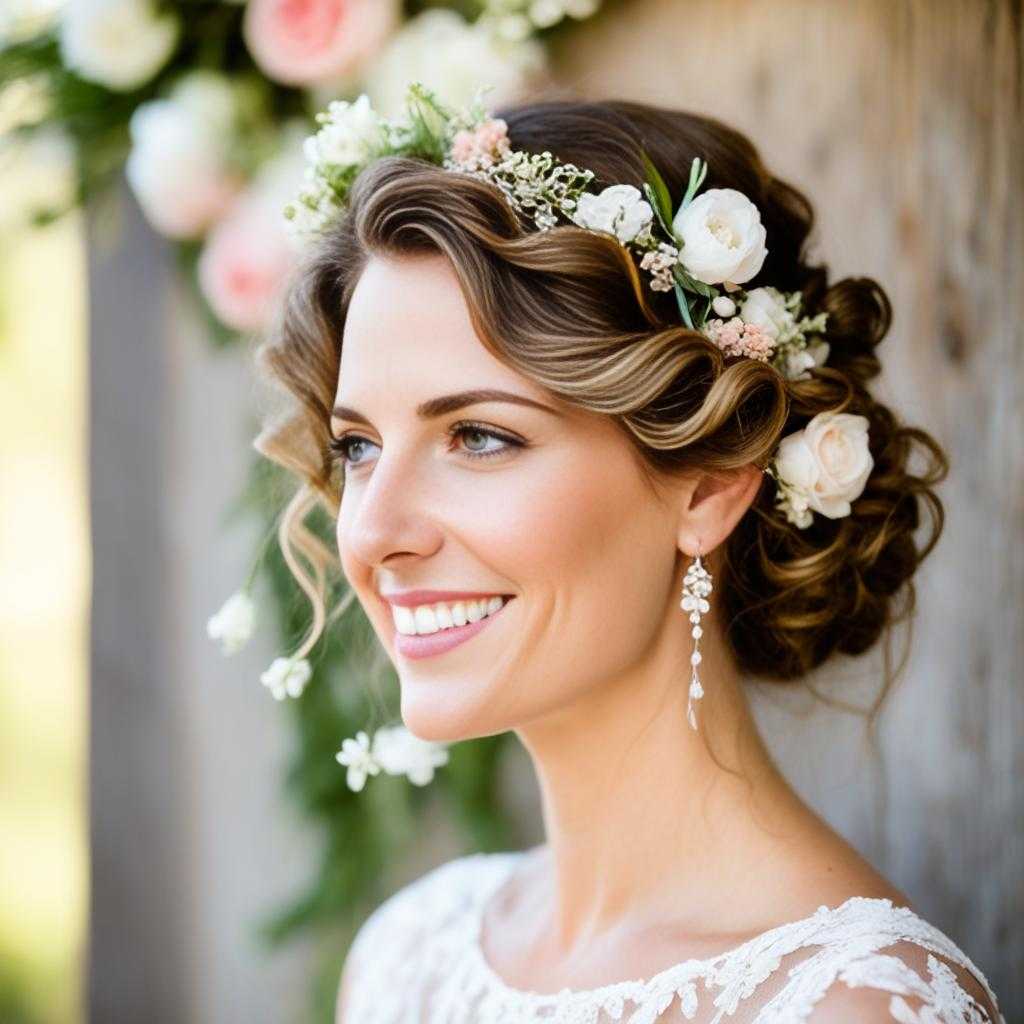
[
  {"xmin": 449, "ymin": 118, "xmax": 511, "ymax": 171},
  {"xmin": 703, "ymin": 317, "xmax": 777, "ymax": 361}
]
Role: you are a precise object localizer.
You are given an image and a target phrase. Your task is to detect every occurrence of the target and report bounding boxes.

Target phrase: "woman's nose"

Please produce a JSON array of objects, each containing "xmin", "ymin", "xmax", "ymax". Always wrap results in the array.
[{"xmin": 339, "ymin": 450, "xmax": 443, "ymax": 567}]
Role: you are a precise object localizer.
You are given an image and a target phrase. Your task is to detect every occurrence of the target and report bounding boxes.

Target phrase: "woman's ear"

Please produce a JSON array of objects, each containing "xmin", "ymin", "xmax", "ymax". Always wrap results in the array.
[{"xmin": 677, "ymin": 463, "xmax": 765, "ymax": 556}]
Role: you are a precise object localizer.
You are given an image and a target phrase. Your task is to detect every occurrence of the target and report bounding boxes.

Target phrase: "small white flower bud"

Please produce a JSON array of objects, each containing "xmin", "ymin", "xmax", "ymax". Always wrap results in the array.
[{"xmin": 712, "ymin": 295, "xmax": 736, "ymax": 318}]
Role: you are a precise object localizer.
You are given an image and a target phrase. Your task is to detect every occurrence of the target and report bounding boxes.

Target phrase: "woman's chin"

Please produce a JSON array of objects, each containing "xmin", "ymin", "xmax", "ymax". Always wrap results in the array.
[{"xmin": 398, "ymin": 687, "xmax": 504, "ymax": 745}]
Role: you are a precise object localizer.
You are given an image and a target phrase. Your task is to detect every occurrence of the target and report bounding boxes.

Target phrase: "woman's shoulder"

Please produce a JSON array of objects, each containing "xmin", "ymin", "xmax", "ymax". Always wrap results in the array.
[{"xmin": 676, "ymin": 893, "xmax": 1007, "ymax": 1024}]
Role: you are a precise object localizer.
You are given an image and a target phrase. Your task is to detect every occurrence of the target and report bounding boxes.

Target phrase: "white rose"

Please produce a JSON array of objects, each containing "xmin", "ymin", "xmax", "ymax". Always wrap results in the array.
[
  {"xmin": 59, "ymin": 0, "xmax": 179, "ymax": 91},
  {"xmin": 365, "ymin": 9, "xmax": 545, "ymax": 119},
  {"xmin": 125, "ymin": 72, "xmax": 240, "ymax": 238},
  {"xmin": 303, "ymin": 94, "xmax": 387, "ymax": 169},
  {"xmin": 738, "ymin": 286, "xmax": 792, "ymax": 341},
  {"xmin": 773, "ymin": 411, "xmax": 873, "ymax": 519},
  {"xmin": 371, "ymin": 725, "xmax": 449, "ymax": 786},
  {"xmin": 571, "ymin": 184, "xmax": 653, "ymax": 243},
  {"xmin": 671, "ymin": 187, "xmax": 768, "ymax": 287}
]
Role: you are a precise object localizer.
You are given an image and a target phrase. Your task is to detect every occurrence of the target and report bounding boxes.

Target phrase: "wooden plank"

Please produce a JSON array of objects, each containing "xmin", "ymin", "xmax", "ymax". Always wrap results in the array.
[{"xmin": 87, "ymin": 182, "xmax": 188, "ymax": 1022}]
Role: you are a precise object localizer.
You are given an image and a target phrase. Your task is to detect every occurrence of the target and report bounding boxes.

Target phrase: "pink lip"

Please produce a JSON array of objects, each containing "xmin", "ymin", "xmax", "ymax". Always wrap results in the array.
[{"xmin": 392, "ymin": 598, "xmax": 514, "ymax": 660}]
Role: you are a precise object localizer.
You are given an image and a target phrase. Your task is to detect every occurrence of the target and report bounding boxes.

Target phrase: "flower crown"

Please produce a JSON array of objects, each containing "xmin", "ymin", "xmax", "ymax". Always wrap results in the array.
[{"xmin": 284, "ymin": 81, "xmax": 874, "ymax": 532}]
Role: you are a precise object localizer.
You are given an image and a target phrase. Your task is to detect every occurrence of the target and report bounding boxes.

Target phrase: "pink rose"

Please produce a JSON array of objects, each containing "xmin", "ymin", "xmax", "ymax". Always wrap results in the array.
[
  {"xmin": 198, "ymin": 196, "xmax": 297, "ymax": 333},
  {"xmin": 242, "ymin": 0, "xmax": 400, "ymax": 87}
]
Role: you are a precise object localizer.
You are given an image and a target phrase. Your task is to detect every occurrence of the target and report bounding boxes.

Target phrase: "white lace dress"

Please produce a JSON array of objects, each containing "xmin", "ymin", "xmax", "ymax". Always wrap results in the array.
[{"xmin": 341, "ymin": 850, "xmax": 1007, "ymax": 1024}]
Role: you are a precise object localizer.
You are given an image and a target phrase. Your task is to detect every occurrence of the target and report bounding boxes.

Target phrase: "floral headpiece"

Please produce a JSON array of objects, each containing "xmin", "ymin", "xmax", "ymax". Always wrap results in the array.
[{"xmin": 286, "ymin": 81, "xmax": 874, "ymax": 534}]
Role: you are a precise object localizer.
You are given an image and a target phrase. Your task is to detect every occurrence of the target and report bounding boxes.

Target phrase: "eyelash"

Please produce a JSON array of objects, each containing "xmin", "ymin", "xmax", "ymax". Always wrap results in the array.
[{"xmin": 327, "ymin": 420, "xmax": 524, "ymax": 470}]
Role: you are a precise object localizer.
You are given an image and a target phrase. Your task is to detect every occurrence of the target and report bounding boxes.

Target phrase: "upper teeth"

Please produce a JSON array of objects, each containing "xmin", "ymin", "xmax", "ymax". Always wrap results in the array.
[{"xmin": 392, "ymin": 596, "xmax": 508, "ymax": 635}]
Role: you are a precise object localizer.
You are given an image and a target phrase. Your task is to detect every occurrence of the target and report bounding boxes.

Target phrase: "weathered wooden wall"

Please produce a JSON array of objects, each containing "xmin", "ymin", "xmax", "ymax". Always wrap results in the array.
[{"xmin": 548, "ymin": 0, "xmax": 1022, "ymax": 1009}]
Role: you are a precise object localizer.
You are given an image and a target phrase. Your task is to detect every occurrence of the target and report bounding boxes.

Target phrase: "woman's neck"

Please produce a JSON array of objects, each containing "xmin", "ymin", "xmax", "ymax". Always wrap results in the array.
[{"xmin": 514, "ymin": 617, "xmax": 819, "ymax": 952}]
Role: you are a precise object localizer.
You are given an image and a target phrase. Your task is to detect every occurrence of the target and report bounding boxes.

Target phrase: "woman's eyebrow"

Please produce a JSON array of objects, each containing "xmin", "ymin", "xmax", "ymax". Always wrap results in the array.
[{"xmin": 331, "ymin": 388, "xmax": 563, "ymax": 425}]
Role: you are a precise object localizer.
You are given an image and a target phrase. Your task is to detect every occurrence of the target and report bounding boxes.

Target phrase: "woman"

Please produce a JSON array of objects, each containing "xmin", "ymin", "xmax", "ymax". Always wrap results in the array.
[{"xmin": 255, "ymin": 85, "xmax": 1006, "ymax": 1022}]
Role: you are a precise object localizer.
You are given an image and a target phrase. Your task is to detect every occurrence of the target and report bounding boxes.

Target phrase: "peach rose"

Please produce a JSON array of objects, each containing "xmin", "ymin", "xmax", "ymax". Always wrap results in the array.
[
  {"xmin": 773, "ymin": 411, "xmax": 874, "ymax": 520},
  {"xmin": 242, "ymin": 0, "xmax": 400, "ymax": 87}
]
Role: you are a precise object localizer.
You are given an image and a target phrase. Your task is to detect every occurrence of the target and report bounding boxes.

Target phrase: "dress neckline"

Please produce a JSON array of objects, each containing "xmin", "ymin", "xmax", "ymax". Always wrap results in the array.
[{"xmin": 463, "ymin": 850, "xmax": 908, "ymax": 1005}]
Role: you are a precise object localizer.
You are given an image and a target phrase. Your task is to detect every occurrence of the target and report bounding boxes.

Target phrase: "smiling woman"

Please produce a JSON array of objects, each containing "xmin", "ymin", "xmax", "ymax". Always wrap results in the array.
[{"xmin": 251, "ymin": 96, "xmax": 1004, "ymax": 1024}]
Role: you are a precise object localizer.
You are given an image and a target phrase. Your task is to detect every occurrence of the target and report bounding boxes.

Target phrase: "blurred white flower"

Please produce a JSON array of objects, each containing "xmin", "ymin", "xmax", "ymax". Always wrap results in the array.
[
  {"xmin": 206, "ymin": 589, "xmax": 256, "ymax": 655},
  {"xmin": 59, "ymin": 0, "xmax": 179, "ymax": 92},
  {"xmin": 260, "ymin": 656, "xmax": 312, "ymax": 700},
  {"xmin": 302, "ymin": 94, "xmax": 387, "ymax": 170},
  {"xmin": 365, "ymin": 8, "xmax": 545, "ymax": 119},
  {"xmin": 124, "ymin": 70, "xmax": 242, "ymax": 238},
  {"xmin": 335, "ymin": 730, "xmax": 380, "ymax": 792},
  {"xmin": 371, "ymin": 725, "xmax": 449, "ymax": 786}
]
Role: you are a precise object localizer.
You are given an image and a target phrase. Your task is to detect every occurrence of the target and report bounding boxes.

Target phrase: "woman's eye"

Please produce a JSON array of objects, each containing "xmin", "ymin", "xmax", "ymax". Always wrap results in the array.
[{"xmin": 328, "ymin": 421, "xmax": 524, "ymax": 471}]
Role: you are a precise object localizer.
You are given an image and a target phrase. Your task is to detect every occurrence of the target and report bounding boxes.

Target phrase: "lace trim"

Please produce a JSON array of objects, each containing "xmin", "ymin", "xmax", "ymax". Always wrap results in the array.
[
  {"xmin": 346, "ymin": 851, "xmax": 1006, "ymax": 1024},
  {"xmin": 447, "ymin": 852, "xmax": 1006, "ymax": 1024}
]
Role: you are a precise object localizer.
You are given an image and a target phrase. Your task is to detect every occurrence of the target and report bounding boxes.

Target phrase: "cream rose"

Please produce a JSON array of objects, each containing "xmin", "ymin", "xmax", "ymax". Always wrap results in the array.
[
  {"xmin": 671, "ymin": 187, "xmax": 768, "ymax": 287},
  {"xmin": 571, "ymin": 184, "xmax": 653, "ymax": 243},
  {"xmin": 242, "ymin": 0, "xmax": 400, "ymax": 88},
  {"xmin": 773, "ymin": 411, "xmax": 873, "ymax": 520},
  {"xmin": 59, "ymin": 0, "xmax": 179, "ymax": 91}
]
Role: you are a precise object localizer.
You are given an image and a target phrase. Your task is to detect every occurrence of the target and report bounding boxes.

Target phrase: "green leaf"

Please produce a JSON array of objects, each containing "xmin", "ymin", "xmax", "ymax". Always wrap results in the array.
[
  {"xmin": 674, "ymin": 266, "xmax": 715, "ymax": 299},
  {"xmin": 642, "ymin": 182, "xmax": 674, "ymax": 238},
  {"xmin": 674, "ymin": 281, "xmax": 695, "ymax": 329},
  {"xmin": 639, "ymin": 148, "xmax": 674, "ymax": 229},
  {"xmin": 679, "ymin": 156, "xmax": 708, "ymax": 212}
]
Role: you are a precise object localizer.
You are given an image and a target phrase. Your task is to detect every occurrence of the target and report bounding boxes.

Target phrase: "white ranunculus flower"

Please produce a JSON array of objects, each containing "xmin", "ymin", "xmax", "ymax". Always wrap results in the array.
[
  {"xmin": 260, "ymin": 656, "xmax": 312, "ymax": 700},
  {"xmin": 303, "ymin": 94, "xmax": 387, "ymax": 169},
  {"xmin": 365, "ymin": 8, "xmax": 545, "ymax": 120},
  {"xmin": 738, "ymin": 286, "xmax": 793, "ymax": 341},
  {"xmin": 672, "ymin": 187, "xmax": 768, "ymax": 287},
  {"xmin": 371, "ymin": 725, "xmax": 450, "ymax": 786},
  {"xmin": 59, "ymin": 0, "xmax": 179, "ymax": 91},
  {"xmin": 125, "ymin": 71, "xmax": 241, "ymax": 238},
  {"xmin": 206, "ymin": 590, "xmax": 256, "ymax": 655},
  {"xmin": 571, "ymin": 184, "xmax": 653, "ymax": 243},
  {"xmin": 335, "ymin": 730, "xmax": 380, "ymax": 792},
  {"xmin": 773, "ymin": 411, "xmax": 873, "ymax": 520}
]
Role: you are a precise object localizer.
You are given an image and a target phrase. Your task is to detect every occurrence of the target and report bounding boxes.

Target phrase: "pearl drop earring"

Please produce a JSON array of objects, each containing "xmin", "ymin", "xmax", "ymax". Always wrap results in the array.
[{"xmin": 680, "ymin": 543, "xmax": 713, "ymax": 731}]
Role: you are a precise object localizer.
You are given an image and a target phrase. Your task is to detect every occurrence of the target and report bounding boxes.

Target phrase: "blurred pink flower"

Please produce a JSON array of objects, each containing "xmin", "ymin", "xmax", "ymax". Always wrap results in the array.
[
  {"xmin": 242, "ymin": 0, "xmax": 400, "ymax": 87},
  {"xmin": 197, "ymin": 196, "xmax": 297, "ymax": 333}
]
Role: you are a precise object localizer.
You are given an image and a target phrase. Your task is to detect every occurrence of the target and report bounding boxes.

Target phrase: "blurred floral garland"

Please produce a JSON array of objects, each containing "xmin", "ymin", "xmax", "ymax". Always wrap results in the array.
[{"xmin": 0, "ymin": 1, "xmax": 608, "ymax": 1020}]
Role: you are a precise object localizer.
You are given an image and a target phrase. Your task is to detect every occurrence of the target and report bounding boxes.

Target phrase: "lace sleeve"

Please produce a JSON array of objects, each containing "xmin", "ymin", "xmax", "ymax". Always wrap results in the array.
[{"xmin": 782, "ymin": 939, "xmax": 1005, "ymax": 1024}]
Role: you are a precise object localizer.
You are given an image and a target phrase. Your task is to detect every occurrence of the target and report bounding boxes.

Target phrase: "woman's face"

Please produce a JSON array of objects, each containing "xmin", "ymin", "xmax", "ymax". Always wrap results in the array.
[{"xmin": 331, "ymin": 252, "xmax": 691, "ymax": 743}]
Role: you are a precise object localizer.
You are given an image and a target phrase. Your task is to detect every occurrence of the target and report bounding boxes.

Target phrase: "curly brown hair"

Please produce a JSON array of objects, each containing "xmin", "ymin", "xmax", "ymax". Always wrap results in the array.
[{"xmin": 254, "ymin": 96, "xmax": 948, "ymax": 725}]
